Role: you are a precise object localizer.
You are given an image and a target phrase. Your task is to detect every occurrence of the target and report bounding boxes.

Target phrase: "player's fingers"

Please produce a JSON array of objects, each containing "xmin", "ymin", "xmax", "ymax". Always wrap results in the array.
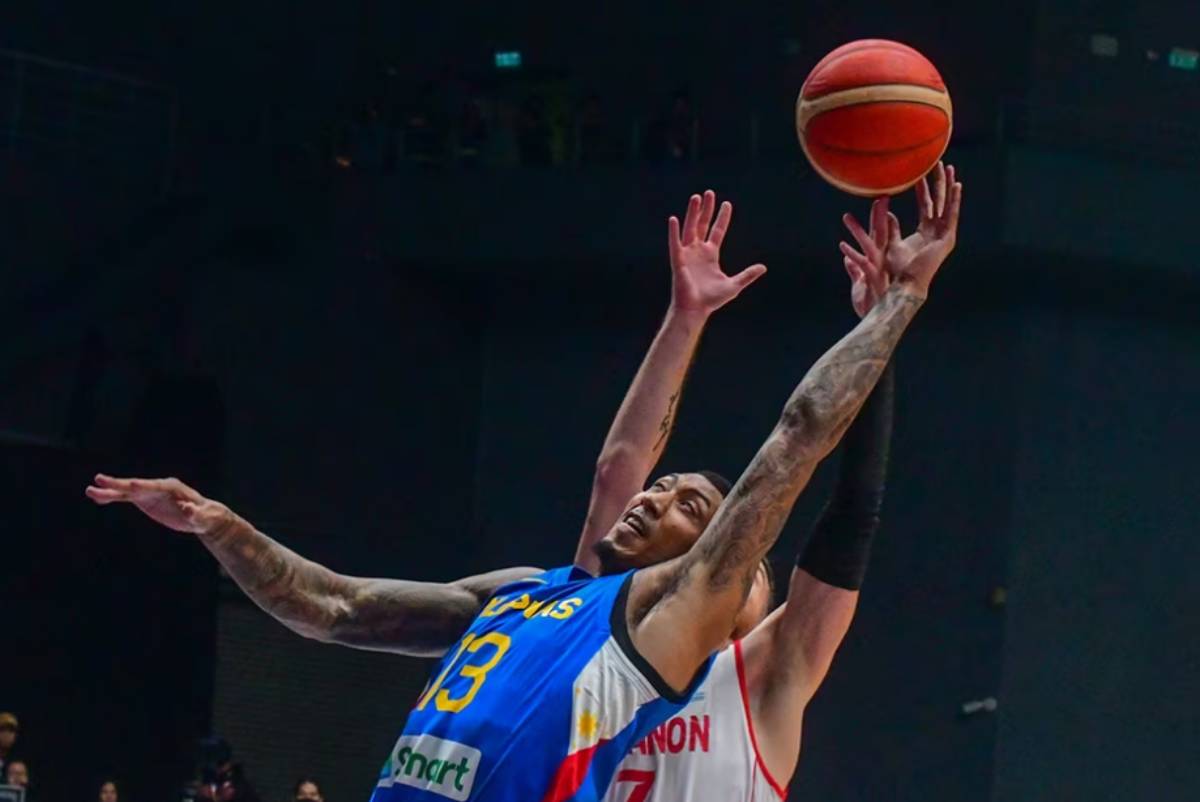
[
  {"xmin": 708, "ymin": 201, "xmax": 733, "ymax": 247},
  {"xmin": 886, "ymin": 212, "xmax": 902, "ymax": 245},
  {"xmin": 680, "ymin": 194, "xmax": 701, "ymax": 246},
  {"xmin": 93, "ymin": 474, "xmax": 144, "ymax": 491},
  {"xmin": 668, "ymin": 216, "xmax": 682, "ymax": 266},
  {"xmin": 841, "ymin": 214, "xmax": 876, "ymax": 258},
  {"xmin": 86, "ymin": 486, "xmax": 126, "ymax": 504},
  {"xmin": 870, "ymin": 197, "xmax": 890, "ymax": 250},
  {"xmin": 839, "ymin": 240, "xmax": 866, "ymax": 262},
  {"xmin": 934, "ymin": 161, "xmax": 948, "ymax": 218},
  {"xmin": 730, "ymin": 263, "xmax": 767, "ymax": 289},
  {"xmin": 697, "ymin": 190, "xmax": 717, "ymax": 240},
  {"xmin": 915, "ymin": 176, "xmax": 933, "ymax": 221},
  {"xmin": 859, "ymin": 247, "xmax": 888, "ymax": 282},
  {"xmin": 843, "ymin": 257, "xmax": 864, "ymax": 283},
  {"xmin": 862, "ymin": 254, "xmax": 888, "ymax": 292},
  {"xmin": 945, "ymin": 180, "xmax": 963, "ymax": 233}
]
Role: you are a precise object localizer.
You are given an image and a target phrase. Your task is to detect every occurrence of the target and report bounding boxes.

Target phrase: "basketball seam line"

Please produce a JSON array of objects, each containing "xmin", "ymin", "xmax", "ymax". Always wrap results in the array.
[
  {"xmin": 803, "ymin": 129, "xmax": 950, "ymax": 156},
  {"xmin": 800, "ymin": 82, "xmax": 950, "ymax": 104},
  {"xmin": 796, "ymin": 84, "xmax": 952, "ymax": 134}
]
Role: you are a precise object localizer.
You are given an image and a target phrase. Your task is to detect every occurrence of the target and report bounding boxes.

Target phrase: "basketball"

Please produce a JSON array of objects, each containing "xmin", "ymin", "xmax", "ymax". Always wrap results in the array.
[{"xmin": 796, "ymin": 40, "xmax": 952, "ymax": 197}]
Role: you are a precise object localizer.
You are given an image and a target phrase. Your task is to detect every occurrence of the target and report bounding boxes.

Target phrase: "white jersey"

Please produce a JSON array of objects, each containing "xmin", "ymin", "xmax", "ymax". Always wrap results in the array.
[{"xmin": 602, "ymin": 640, "xmax": 787, "ymax": 802}]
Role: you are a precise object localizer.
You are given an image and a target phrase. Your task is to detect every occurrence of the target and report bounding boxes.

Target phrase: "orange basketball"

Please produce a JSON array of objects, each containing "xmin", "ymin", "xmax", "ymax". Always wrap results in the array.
[{"xmin": 796, "ymin": 40, "xmax": 952, "ymax": 196}]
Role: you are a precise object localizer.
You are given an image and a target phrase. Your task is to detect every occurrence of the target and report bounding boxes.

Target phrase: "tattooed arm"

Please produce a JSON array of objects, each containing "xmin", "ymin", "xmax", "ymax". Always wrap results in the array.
[
  {"xmin": 574, "ymin": 190, "xmax": 765, "ymax": 573},
  {"xmin": 628, "ymin": 164, "xmax": 962, "ymax": 693},
  {"xmin": 86, "ymin": 475, "xmax": 539, "ymax": 656}
]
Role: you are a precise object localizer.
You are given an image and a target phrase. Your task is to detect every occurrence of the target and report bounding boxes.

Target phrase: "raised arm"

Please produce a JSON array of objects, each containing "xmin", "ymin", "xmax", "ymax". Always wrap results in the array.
[
  {"xmin": 743, "ymin": 167, "xmax": 958, "ymax": 783},
  {"xmin": 574, "ymin": 190, "xmax": 765, "ymax": 573},
  {"xmin": 629, "ymin": 165, "xmax": 962, "ymax": 693},
  {"xmin": 743, "ymin": 359, "xmax": 893, "ymax": 782},
  {"xmin": 86, "ymin": 475, "xmax": 538, "ymax": 656}
]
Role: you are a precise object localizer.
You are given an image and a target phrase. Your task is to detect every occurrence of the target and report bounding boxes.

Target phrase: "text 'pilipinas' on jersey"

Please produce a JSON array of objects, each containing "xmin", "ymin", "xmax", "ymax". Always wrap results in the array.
[{"xmin": 370, "ymin": 566, "xmax": 713, "ymax": 802}]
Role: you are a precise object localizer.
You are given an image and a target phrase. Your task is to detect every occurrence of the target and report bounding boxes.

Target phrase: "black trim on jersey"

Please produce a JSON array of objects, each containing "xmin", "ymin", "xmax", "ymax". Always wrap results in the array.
[{"xmin": 610, "ymin": 571, "xmax": 708, "ymax": 704}]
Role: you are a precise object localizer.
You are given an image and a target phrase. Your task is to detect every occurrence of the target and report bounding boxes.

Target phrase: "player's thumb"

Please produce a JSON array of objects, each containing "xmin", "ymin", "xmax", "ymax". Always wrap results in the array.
[{"xmin": 733, "ymin": 263, "xmax": 767, "ymax": 289}]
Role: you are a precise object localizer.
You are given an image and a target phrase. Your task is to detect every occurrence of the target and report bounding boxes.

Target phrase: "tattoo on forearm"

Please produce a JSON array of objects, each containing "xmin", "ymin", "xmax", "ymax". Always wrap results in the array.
[
  {"xmin": 202, "ymin": 521, "xmax": 529, "ymax": 654},
  {"xmin": 204, "ymin": 520, "xmax": 348, "ymax": 639},
  {"xmin": 652, "ymin": 391, "xmax": 681, "ymax": 452},
  {"xmin": 688, "ymin": 287, "xmax": 923, "ymax": 592}
]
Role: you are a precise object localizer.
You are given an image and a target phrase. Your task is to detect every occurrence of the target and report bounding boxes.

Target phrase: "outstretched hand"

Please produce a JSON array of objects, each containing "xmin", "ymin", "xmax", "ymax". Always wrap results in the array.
[
  {"xmin": 668, "ymin": 190, "xmax": 767, "ymax": 315},
  {"xmin": 840, "ymin": 162, "xmax": 963, "ymax": 301},
  {"xmin": 838, "ymin": 196, "xmax": 893, "ymax": 317},
  {"xmin": 86, "ymin": 474, "xmax": 231, "ymax": 535}
]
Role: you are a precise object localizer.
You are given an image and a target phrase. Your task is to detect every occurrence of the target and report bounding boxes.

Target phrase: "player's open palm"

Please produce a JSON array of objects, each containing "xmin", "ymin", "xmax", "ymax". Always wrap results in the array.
[
  {"xmin": 887, "ymin": 162, "xmax": 962, "ymax": 294},
  {"xmin": 668, "ymin": 190, "xmax": 766, "ymax": 315},
  {"xmin": 841, "ymin": 161, "xmax": 962, "ymax": 300},
  {"xmin": 86, "ymin": 474, "xmax": 230, "ymax": 535}
]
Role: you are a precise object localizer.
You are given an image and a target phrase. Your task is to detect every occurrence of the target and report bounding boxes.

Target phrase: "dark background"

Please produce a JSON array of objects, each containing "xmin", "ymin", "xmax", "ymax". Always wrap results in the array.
[{"xmin": 3, "ymin": 1, "xmax": 1199, "ymax": 801}]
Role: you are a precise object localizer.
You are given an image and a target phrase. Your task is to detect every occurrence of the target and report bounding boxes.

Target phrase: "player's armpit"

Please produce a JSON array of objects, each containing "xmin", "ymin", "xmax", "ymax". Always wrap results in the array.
[
  {"xmin": 737, "ymin": 568, "xmax": 858, "ymax": 785},
  {"xmin": 624, "ymin": 284, "xmax": 924, "ymax": 694}
]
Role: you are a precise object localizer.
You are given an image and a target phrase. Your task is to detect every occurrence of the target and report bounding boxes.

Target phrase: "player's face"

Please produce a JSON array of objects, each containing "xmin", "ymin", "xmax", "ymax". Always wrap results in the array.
[
  {"xmin": 593, "ymin": 472, "xmax": 724, "ymax": 574},
  {"xmin": 100, "ymin": 782, "xmax": 119, "ymax": 802},
  {"xmin": 731, "ymin": 562, "xmax": 772, "ymax": 640}
]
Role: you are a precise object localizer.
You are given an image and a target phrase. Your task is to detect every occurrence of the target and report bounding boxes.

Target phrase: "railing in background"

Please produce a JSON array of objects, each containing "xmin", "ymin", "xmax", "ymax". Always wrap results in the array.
[{"xmin": 0, "ymin": 48, "xmax": 178, "ymax": 197}]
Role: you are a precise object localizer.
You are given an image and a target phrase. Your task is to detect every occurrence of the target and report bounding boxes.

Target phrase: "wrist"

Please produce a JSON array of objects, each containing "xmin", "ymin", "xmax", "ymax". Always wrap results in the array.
[
  {"xmin": 665, "ymin": 303, "xmax": 710, "ymax": 328},
  {"xmin": 891, "ymin": 279, "xmax": 929, "ymax": 304},
  {"xmin": 198, "ymin": 504, "xmax": 239, "ymax": 543}
]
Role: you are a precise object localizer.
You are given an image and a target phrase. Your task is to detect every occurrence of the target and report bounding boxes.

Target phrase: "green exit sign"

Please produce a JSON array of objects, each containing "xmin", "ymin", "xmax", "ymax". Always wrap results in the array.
[
  {"xmin": 494, "ymin": 51, "xmax": 522, "ymax": 69},
  {"xmin": 1168, "ymin": 47, "xmax": 1198, "ymax": 69}
]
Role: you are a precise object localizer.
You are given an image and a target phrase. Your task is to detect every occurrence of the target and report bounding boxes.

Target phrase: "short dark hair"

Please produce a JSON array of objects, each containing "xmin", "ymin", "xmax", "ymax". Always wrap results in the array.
[{"xmin": 697, "ymin": 470, "xmax": 732, "ymax": 497}]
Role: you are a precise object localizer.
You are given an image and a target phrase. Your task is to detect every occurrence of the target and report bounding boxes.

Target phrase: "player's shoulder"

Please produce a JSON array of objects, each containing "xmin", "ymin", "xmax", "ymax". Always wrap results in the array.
[{"xmin": 492, "ymin": 563, "xmax": 603, "ymax": 595}]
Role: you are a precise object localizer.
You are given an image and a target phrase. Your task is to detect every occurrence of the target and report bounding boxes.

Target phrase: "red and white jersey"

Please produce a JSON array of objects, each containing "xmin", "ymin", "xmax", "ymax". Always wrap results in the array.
[{"xmin": 602, "ymin": 640, "xmax": 787, "ymax": 802}]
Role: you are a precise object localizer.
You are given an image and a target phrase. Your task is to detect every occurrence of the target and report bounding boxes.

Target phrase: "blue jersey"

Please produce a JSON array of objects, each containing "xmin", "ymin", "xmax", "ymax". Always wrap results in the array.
[{"xmin": 370, "ymin": 566, "xmax": 713, "ymax": 802}]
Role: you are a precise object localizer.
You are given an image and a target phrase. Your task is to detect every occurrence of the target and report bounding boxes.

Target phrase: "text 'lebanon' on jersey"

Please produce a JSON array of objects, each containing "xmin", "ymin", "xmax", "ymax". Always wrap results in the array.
[
  {"xmin": 603, "ymin": 643, "xmax": 787, "ymax": 802},
  {"xmin": 370, "ymin": 565, "xmax": 715, "ymax": 802}
]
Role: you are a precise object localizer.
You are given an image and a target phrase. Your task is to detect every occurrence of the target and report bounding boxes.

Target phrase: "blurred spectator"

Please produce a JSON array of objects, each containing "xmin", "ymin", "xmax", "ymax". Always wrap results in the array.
[
  {"xmin": 5, "ymin": 760, "xmax": 29, "ymax": 799},
  {"xmin": 576, "ymin": 93, "xmax": 622, "ymax": 164},
  {"xmin": 186, "ymin": 737, "xmax": 260, "ymax": 802},
  {"xmin": 292, "ymin": 779, "xmax": 322, "ymax": 802},
  {"xmin": 0, "ymin": 713, "xmax": 18, "ymax": 779},
  {"xmin": 98, "ymin": 780, "xmax": 119, "ymax": 802}
]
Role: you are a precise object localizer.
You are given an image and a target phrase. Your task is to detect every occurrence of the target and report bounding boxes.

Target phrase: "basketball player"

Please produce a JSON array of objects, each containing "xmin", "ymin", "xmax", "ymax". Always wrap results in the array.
[
  {"xmin": 603, "ymin": 165, "xmax": 960, "ymax": 802},
  {"xmin": 88, "ymin": 173, "xmax": 958, "ymax": 800},
  {"xmin": 85, "ymin": 190, "xmax": 768, "ymax": 659}
]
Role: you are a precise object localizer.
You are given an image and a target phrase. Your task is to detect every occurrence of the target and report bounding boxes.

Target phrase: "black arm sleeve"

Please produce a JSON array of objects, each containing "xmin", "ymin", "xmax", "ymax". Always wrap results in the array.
[{"xmin": 796, "ymin": 360, "xmax": 894, "ymax": 590}]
